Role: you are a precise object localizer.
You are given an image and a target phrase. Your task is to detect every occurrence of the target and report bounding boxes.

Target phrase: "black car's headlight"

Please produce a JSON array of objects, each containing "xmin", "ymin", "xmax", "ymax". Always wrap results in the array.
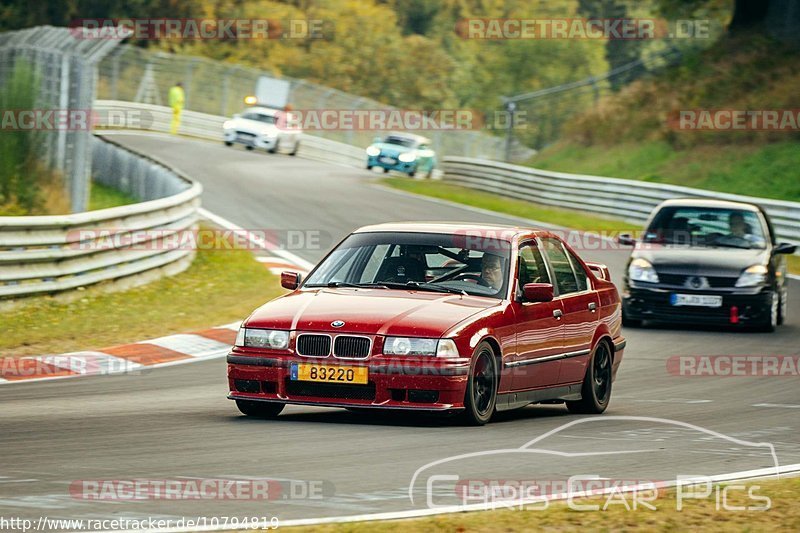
[
  {"xmin": 235, "ymin": 328, "xmax": 289, "ymax": 349},
  {"xmin": 628, "ymin": 258, "xmax": 659, "ymax": 283},
  {"xmin": 735, "ymin": 265, "xmax": 768, "ymax": 288}
]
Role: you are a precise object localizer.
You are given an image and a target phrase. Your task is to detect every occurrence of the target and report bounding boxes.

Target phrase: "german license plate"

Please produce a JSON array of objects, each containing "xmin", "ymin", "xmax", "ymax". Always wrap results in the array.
[
  {"xmin": 670, "ymin": 294, "xmax": 723, "ymax": 307},
  {"xmin": 290, "ymin": 363, "xmax": 368, "ymax": 384},
  {"xmin": 379, "ymin": 156, "xmax": 396, "ymax": 164}
]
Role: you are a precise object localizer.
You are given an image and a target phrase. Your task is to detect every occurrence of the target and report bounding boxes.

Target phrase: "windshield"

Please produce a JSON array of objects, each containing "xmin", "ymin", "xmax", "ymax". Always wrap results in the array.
[
  {"xmin": 241, "ymin": 112, "xmax": 276, "ymax": 124},
  {"xmin": 304, "ymin": 231, "xmax": 512, "ymax": 298},
  {"xmin": 383, "ymin": 135, "xmax": 416, "ymax": 148},
  {"xmin": 643, "ymin": 206, "xmax": 767, "ymax": 249}
]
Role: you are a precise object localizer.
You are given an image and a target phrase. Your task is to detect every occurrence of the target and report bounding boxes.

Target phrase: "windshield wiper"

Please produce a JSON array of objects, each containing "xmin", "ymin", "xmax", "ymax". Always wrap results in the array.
[
  {"xmin": 382, "ymin": 281, "xmax": 467, "ymax": 296},
  {"xmin": 310, "ymin": 282, "xmax": 390, "ymax": 289}
]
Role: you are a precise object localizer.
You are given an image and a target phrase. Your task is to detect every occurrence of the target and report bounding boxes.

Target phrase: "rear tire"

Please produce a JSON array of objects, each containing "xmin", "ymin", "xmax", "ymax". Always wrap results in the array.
[
  {"xmin": 289, "ymin": 140, "xmax": 299, "ymax": 156},
  {"xmin": 566, "ymin": 341, "xmax": 612, "ymax": 415},
  {"xmin": 236, "ymin": 400, "xmax": 284, "ymax": 418},
  {"xmin": 461, "ymin": 341, "xmax": 498, "ymax": 426}
]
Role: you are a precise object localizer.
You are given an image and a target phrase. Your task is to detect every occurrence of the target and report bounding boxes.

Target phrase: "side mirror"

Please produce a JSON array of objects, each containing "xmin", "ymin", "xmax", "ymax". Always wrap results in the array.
[
  {"xmin": 617, "ymin": 233, "xmax": 636, "ymax": 246},
  {"xmin": 281, "ymin": 271, "xmax": 302, "ymax": 290},
  {"xmin": 774, "ymin": 242, "xmax": 797, "ymax": 255},
  {"xmin": 523, "ymin": 283, "xmax": 554, "ymax": 303},
  {"xmin": 585, "ymin": 261, "xmax": 610, "ymax": 281}
]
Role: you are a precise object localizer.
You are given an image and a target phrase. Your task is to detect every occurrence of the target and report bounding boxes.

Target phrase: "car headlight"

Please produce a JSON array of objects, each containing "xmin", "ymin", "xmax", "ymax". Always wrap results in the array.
[
  {"xmin": 735, "ymin": 265, "xmax": 768, "ymax": 287},
  {"xmin": 235, "ymin": 328, "xmax": 289, "ymax": 349},
  {"xmin": 223, "ymin": 120, "xmax": 234, "ymax": 130},
  {"xmin": 628, "ymin": 258, "xmax": 659, "ymax": 283},
  {"xmin": 398, "ymin": 152, "xmax": 416, "ymax": 163},
  {"xmin": 366, "ymin": 146, "xmax": 381, "ymax": 156},
  {"xmin": 383, "ymin": 337, "xmax": 459, "ymax": 357}
]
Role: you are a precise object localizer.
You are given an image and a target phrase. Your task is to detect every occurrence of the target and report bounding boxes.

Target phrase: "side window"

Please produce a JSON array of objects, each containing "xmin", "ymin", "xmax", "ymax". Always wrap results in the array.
[
  {"xmin": 542, "ymin": 239, "xmax": 579, "ymax": 295},
  {"xmin": 518, "ymin": 243, "xmax": 550, "ymax": 286},
  {"xmin": 566, "ymin": 249, "xmax": 589, "ymax": 292}
]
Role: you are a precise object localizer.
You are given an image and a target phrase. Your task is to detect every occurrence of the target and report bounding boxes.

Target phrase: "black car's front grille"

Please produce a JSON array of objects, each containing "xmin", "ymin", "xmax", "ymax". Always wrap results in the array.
[
  {"xmin": 333, "ymin": 336, "xmax": 371, "ymax": 359},
  {"xmin": 285, "ymin": 380, "xmax": 376, "ymax": 401},
  {"xmin": 658, "ymin": 274, "xmax": 738, "ymax": 288},
  {"xmin": 296, "ymin": 334, "xmax": 331, "ymax": 357}
]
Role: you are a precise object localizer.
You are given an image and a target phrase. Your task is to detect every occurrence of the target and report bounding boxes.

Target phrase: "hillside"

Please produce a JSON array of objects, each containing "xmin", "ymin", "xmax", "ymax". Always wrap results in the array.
[{"xmin": 530, "ymin": 32, "xmax": 800, "ymax": 201}]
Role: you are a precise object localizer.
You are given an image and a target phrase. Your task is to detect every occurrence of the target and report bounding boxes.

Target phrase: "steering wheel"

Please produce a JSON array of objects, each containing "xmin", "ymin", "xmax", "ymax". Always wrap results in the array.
[{"xmin": 453, "ymin": 273, "xmax": 490, "ymax": 286}]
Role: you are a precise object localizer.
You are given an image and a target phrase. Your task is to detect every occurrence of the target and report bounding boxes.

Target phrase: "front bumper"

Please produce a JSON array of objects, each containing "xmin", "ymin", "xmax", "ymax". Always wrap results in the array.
[
  {"xmin": 367, "ymin": 155, "xmax": 418, "ymax": 173},
  {"xmin": 224, "ymin": 130, "xmax": 278, "ymax": 149},
  {"xmin": 227, "ymin": 354, "xmax": 470, "ymax": 411},
  {"xmin": 622, "ymin": 286, "xmax": 772, "ymax": 325}
]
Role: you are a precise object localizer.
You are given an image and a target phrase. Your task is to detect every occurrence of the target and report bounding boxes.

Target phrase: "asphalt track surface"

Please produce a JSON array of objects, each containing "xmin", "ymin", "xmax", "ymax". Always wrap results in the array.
[{"xmin": 1, "ymin": 133, "xmax": 798, "ymax": 526}]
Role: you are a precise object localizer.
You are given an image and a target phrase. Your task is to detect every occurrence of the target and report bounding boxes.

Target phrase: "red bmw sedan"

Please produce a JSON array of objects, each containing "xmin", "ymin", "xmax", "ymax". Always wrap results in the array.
[{"xmin": 227, "ymin": 223, "xmax": 626, "ymax": 425}]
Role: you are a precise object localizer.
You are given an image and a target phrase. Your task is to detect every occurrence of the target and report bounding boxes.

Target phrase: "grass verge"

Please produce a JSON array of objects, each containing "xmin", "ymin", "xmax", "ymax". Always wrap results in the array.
[
  {"xmin": 89, "ymin": 182, "xmax": 137, "ymax": 210},
  {"xmin": 1, "ymin": 225, "xmax": 284, "ymax": 357},
  {"xmin": 380, "ymin": 178, "xmax": 636, "ymax": 232},
  {"xmin": 279, "ymin": 476, "xmax": 799, "ymax": 532},
  {"xmin": 532, "ymin": 141, "xmax": 800, "ymax": 202}
]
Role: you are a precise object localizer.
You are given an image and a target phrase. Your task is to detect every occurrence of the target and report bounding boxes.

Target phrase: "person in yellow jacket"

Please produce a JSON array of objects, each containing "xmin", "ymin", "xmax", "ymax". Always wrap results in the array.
[{"xmin": 168, "ymin": 82, "xmax": 185, "ymax": 134}]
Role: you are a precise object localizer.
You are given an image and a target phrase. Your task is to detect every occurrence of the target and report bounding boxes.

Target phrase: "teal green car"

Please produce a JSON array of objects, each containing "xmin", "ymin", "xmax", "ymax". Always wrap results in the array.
[{"xmin": 365, "ymin": 132, "xmax": 437, "ymax": 177}]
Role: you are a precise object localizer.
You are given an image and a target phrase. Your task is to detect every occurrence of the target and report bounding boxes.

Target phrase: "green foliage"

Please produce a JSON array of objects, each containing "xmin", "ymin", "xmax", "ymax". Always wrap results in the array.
[{"xmin": 0, "ymin": 61, "xmax": 51, "ymax": 215}]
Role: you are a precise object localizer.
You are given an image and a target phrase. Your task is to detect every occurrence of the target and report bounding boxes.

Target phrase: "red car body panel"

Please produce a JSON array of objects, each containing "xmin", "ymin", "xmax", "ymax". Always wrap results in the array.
[{"xmin": 228, "ymin": 224, "xmax": 625, "ymax": 412}]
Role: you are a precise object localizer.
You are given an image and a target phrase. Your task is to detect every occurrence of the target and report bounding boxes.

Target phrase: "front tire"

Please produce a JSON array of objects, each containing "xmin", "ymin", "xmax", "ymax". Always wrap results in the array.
[
  {"xmin": 383, "ymin": 167, "xmax": 390, "ymax": 174},
  {"xmin": 462, "ymin": 341, "xmax": 498, "ymax": 425},
  {"xmin": 236, "ymin": 400, "xmax": 284, "ymax": 418},
  {"xmin": 758, "ymin": 290, "xmax": 779, "ymax": 332},
  {"xmin": 224, "ymin": 141, "xmax": 233, "ymax": 146},
  {"xmin": 622, "ymin": 308, "xmax": 642, "ymax": 328},
  {"xmin": 566, "ymin": 341, "xmax": 612, "ymax": 415},
  {"xmin": 268, "ymin": 140, "xmax": 280, "ymax": 154},
  {"xmin": 777, "ymin": 288, "xmax": 787, "ymax": 326}
]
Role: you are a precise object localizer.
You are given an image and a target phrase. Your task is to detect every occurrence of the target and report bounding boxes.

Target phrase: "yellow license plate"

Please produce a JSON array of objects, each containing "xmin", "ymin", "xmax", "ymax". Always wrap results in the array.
[{"xmin": 291, "ymin": 363, "xmax": 368, "ymax": 384}]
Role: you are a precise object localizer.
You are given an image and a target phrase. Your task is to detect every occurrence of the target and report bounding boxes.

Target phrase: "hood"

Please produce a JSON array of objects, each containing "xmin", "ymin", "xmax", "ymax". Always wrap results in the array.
[
  {"xmin": 373, "ymin": 142, "xmax": 414, "ymax": 156},
  {"xmin": 245, "ymin": 288, "xmax": 498, "ymax": 337},
  {"xmin": 229, "ymin": 117, "xmax": 279, "ymax": 134},
  {"xmin": 632, "ymin": 244, "xmax": 769, "ymax": 276}
]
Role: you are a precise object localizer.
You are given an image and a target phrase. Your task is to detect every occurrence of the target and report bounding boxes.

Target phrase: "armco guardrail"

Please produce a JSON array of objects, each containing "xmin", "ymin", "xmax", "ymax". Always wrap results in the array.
[
  {"xmin": 95, "ymin": 100, "xmax": 366, "ymax": 168},
  {"xmin": 0, "ymin": 136, "xmax": 202, "ymax": 298},
  {"xmin": 443, "ymin": 157, "xmax": 800, "ymax": 246}
]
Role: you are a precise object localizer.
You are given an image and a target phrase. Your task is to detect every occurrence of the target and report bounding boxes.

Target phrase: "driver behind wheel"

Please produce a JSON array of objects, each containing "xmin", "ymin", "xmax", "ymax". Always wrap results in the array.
[{"xmin": 480, "ymin": 253, "xmax": 504, "ymax": 290}]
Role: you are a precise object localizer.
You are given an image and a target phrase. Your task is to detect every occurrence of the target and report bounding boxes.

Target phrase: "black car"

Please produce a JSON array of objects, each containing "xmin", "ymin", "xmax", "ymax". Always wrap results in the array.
[{"xmin": 618, "ymin": 198, "xmax": 795, "ymax": 332}]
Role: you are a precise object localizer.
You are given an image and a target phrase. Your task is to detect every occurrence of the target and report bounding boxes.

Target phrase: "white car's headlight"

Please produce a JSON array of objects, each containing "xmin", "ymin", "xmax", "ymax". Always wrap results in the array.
[
  {"xmin": 235, "ymin": 328, "xmax": 289, "ymax": 349},
  {"xmin": 366, "ymin": 146, "xmax": 381, "ymax": 156},
  {"xmin": 735, "ymin": 265, "xmax": 768, "ymax": 287},
  {"xmin": 223, "ymin": 120, "xmax": 234, "ymax": 130},
  {"xmin": 628, "ymin": 258, "xmax": 659, "ymax": 283},
  {"xmin": 398, "ymin": 152, "xmax": 416, "ymax": 163},
  {"xmin": 383, "ymin": 337, "xmax": 459, "ymax": 358}
]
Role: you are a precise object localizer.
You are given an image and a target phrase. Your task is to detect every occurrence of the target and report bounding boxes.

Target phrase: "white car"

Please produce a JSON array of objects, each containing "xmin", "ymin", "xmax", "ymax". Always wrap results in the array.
[{"xmin": 223, "ymin": 106, "xmax": 301, "ymax": 155}]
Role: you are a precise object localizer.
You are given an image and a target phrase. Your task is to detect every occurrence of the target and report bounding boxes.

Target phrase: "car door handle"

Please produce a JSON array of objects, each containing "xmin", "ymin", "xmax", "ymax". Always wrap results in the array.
[
  {"xmin": 553, "ymin": 309, "xmax": 563, "ymax": 319},
  {"xmin": 588, "ymin": 302, "xmax": 597, "ymax": 312}
]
